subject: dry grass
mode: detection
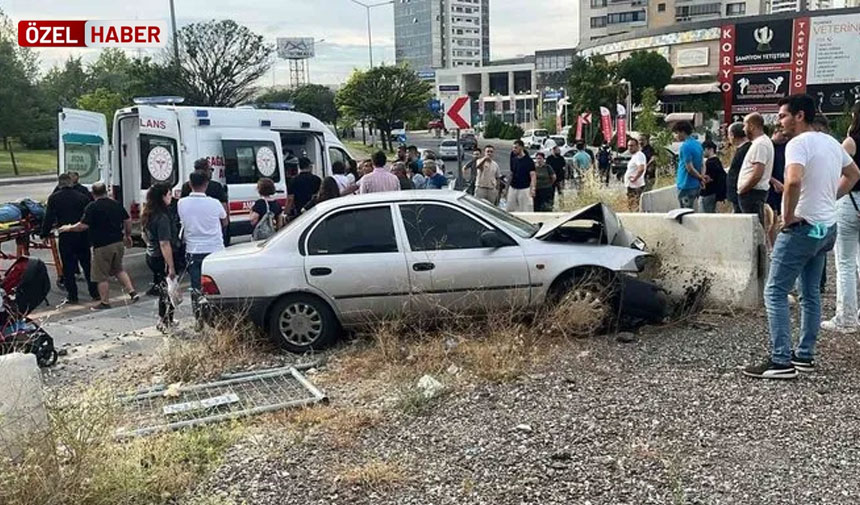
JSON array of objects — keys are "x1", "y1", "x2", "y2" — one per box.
[
  {"x1": 265, "y1": 404, "x2": 384, "y2": 448},
  {"x1": 337, "y1": 459, "x2": 409, "y2": 491},
  {"x1": 0, "y1": 386, "x2": 241, "y2": 505},
  {"x1": 559, "y1": 168, "x2": 628, "y2": 213},
  {"x1": 330, "y1": 280, "x2": 607, "y2": 394},
  {"x1": 159, "y1": 317, "x2": 274, "y2": 383}
]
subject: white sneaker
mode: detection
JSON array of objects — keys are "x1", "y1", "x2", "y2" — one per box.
[{"x1": 821, "y1": 318, "x2": 859, "y2": 334}]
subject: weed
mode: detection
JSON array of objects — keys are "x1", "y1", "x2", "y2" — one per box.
[
  {"x1": 559, "y1": 169, "x2": 628, "y2": 213},
  {"x1": 337, "y1": 459, "x2": 408, "y2": 491},
  {"x1": 159, "y1": 317, "x2": 273, "y2": 383},
  {"x1": 0, "y1": 386, "x2": 241, "y2": 505}
]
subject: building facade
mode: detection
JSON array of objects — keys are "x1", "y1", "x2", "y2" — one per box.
[
  {"x1": 580, "y1": 0, "x2": 767, "y2": 43},
  {"x1": 768, "y1": 0, "x2": 831, "y2": 13},
  {"x1": 394, "y1": 0, "x2": 490, "y2": 71}
]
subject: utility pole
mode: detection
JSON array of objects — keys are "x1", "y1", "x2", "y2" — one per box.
[
  {"x1": 348, "y1": 0, "x2": 393, "y2": 68},
  {"x1": 169, "y1": 0, "x2": 179, "y2": 64}
]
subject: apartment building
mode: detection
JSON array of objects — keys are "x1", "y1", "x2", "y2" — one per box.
[{"x1": 394, "y1": 0, "x2": 490, "y2": 71}]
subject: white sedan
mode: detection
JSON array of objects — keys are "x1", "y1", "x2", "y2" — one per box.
[{"x1": 200, "y1": 192, "x2": 652, "y2": 352}]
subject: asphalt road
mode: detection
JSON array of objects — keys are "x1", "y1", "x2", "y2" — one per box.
[{"x1": 408, "y1": 130, "x2": 513, "y2": 176}]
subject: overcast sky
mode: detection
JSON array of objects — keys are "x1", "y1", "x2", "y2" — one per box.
[{"x1": 4, "y1": 0, "x2": 578, "y2": 85}]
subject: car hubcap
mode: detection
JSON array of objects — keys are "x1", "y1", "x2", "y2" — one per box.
[{"x1": 279, "y1": 302, "x2": 323, "y2": 346}]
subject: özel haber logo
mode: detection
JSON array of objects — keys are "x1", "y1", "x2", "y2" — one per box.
[{"x1": 18, "y1": 20, "x2": 167, "y2": 48}]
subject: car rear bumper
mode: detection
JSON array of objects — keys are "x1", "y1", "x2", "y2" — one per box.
[{"x1": 201, "y1": 296, "x2": 272, "y2": 328}]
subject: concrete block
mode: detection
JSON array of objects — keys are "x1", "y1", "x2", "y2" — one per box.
[
  {"x1": 515, "y1": 211, "x2": 766, "y2": 309},
  {"x1": 0, "y1": 353, "x2": 49, "y2": 461},
  {"x1": 640, "y1": 185, "x2": 680, "y2": 213}
]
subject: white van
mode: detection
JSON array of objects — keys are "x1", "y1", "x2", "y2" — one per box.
[{"x1": 57, "y1": 101, "x2": 354, "y2": 237}]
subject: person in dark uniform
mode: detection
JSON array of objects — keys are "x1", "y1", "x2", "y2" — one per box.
[
  {"x1": 52, "y1": 171, "x2": 93, "y2": 201},
  {"x1": 41, "y1": 173, "x2": 99, "y2": 303}
]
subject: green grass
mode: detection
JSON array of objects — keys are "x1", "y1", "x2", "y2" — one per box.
[
  {"x1": 343, "y1": 140, "x2": 378, "y2": 161},
  {"x1": 0, "y1": 148, "x2": 57, "y2": 177}
]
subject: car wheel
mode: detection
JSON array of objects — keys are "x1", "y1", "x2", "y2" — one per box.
[
  {"x1": 268, "y1": 294, "x2": 339, "y2": 353},
  {"x1": 548, "y1": 268, "x2": 619, "y2": 331}
]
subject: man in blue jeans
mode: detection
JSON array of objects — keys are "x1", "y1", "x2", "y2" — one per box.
[
  {"x1": 744, "y1": 94, "x2": 860, "y2": 379},
  {"x1": 177, "y1": 171, "x2": 228, "y2": 327},
  {"x1": 673, "y1": 121, "x2": 705, "y2": 209}
]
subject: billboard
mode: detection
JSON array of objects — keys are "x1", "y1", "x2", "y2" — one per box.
[
  {"x1": 720, "y1": 12, "x2": 860, "y2": 122},
  {"x1": 277, "y1": 37, "x2": 315, "y2": 59}
]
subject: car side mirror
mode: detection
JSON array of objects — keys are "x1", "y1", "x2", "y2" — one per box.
[{"x1": 480, "y1": 230, "x2": 507, "y2": 248}]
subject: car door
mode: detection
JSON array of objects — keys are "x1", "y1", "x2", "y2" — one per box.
[
  {"x1": 303, "y1": 204, "x2": 412, "y2": 325},
  {"x1": 396, "y1": 202, "x2": 532, "y2": 314}
]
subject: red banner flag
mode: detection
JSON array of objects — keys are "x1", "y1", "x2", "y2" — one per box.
[
  {"x1": 616, "y1": 104, "x2": 627, "y2": 149},
  {"x1": 575, "y1": 115, "x2": 584, "y2": 141},
  {"x1": 599, "y1": 107, "x2": 612, "y2": 144}
]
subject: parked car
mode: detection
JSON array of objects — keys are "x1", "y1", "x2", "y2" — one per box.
[
  {"x1": 201, "y1": 193, "x2": 657, "y2": 352},
  {"x1": 539, "y1": 135, "x2": 570, "y2": 156},
  {"x1": 521, "y1": 129, "x2": 549, "y2": 150},
  {"x1": 460, "y1": 132, "x2": 478, "y2": 151},
  {"x1": 427, "y1": 119, "x2": 444, "y2": 131},
  {"x1": 438, "y1": 139, "x2": 462, "y2": 160}
]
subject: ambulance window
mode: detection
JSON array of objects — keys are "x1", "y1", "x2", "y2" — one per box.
[
  {"x1": 328, "y1": 147, "x2": 351, "y2": 169},
  {"x1": 64, "y1": 144, "x2": 101, "y2": 184},
  {"x1": 140, "y1": 135, "x2": 179, "y2": 189},
  {"x1": 223, "y1": 140, "x2": 281, "y2": 184}
]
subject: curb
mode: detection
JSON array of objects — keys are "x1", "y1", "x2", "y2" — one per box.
[{"x1": 0, "y1": 175, "x2": 55, "y2": 187}]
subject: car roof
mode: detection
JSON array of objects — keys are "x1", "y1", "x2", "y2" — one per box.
[{"x1": 311, "y1": 190, "x2": 465, "y2": 214}]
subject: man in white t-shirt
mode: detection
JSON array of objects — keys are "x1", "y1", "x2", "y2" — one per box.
[
  {"x1": 624, "y1": 138, "x2": 647, "y2": 211},
  {"x1": 744, "y1": 94, "x2": 860, "y2": 380},
  {"x1": 737, "y1": 113, "x2": 774, "y2": 222},
  {"x1": 178, "y1": 171, "x2": 229, "y2": 323}
]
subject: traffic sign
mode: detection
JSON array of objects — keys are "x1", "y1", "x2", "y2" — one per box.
[
  {"x1": 428, "y1": 99, "x2": 442, "y2": 113},
  {"x1": 443, "y1": 96, "x2": 471, "y2": 130}
]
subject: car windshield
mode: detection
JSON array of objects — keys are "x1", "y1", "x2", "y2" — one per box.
[
  {"x1": 441, "y1": 140, "x2": 458, "y2": 146},
  {"x1": 534, "y1": 130, "x2": 548, "y2": 137},
  {"x1": 459, "y1": 194, "x2": 539, "y2": 239}
]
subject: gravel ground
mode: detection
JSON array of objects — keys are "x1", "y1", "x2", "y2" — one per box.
[{"x1": 176, "y1": 260, "x2": 860, "y2": 505}]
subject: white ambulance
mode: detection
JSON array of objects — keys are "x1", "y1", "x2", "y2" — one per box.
[{"x1": 57, "y1": 97, "x2": 354, "y2": 237}]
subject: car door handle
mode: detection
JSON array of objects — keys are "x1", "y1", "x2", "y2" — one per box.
[
  {"x1": 412, "y1": 262, "x2": 435, "y2": 272},
  {"x1": 309, "y1": 267, "x2": 332, "y2": 276}
]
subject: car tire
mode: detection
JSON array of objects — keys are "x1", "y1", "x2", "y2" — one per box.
[
  {"x1": 548, "y1": 267, "x2": 620, "y2": 330},
  {"x1": 268, "y1": 294, "x2": 339, "y2": 353}
]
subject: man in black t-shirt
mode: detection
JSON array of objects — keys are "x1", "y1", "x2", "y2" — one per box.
[
  {"x1": 288, "y1": 157, "x2": 321, "y2": 217},
  {"x1": 506, "y1": 140, "x2": 536, "y2": 212},
  {"x1": 726, "y1": 122, "x2": 750, "y2": 213},
  {"x1": 52, "y1": 171, "x2": 93, "y2": 201},
  {"x1": 42, "y1": 173, "x2": 99, "y2": 303},
  {"x1": 59, "y1": 183, "x2": 139, "y2": 310},
  {"x1": 640, "y1": 135, "x2": 656, "y2": 191},
  {"x1": 547, "y1": 145, "x2": 567, "y2": 196}
]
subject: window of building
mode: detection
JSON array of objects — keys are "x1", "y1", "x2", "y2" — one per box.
[
  {"x1": 590, "y1": 16, "x2": 607, "y2": 28},
  {"x1": 726, "y1": 2, "x2": 746, "y2": 15},
  {"x1": 590, "y1": 0, "x2": 608, "y2": 7},
  {"x1": 607, "y1": 10, "x2": 646, "y2": 24},
  {"x1": 675, "y1": 2, "x2": 721, "y2": 19},
  {"x1": 658, "y1": 2, "x2": 666, "y2": 11}
]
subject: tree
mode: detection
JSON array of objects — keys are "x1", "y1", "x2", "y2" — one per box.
[
  {"x1": 40, "y1": 57, "x2": 89, "y2": 108},
  {"x1": 172, "y1": 20, "x2": 274, "y2": 106},
  {"x1": 86, "y1": 49, "x2": 134, "y2": 95},
  {"x1": 336, "y1": 65, "x2": 432, "y2": 151},
  {"x1": 636, "y1": 87, "x2": 660, "y2": 136},
  {"x1": 255, "y1": 85, "x2": 338, "y2": 126},
  {"x1": 565, "y1": 55, "x2": 618, "y2": 116},
  {"x1": 617, "y1": 51, "x2": 674, "y2": 104},
  {"x1": 77, "y1": 88, "x2": 125, "y2": 137},
  {"x1": 0, "y1": 39, "x2": 36, "y2": 174}
]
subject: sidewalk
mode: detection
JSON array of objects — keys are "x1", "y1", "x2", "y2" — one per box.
[{"x1": 0, "y1": 174, "x2": 55, "y2": 186}]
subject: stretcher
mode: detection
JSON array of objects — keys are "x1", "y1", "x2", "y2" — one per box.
[{"x1": 0, "y1": 217, "x2": 62, "y2": 281}]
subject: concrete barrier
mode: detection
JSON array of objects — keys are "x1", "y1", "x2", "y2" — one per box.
[
  {"x1": 516, "y1": 211, "x2": 767, "y2": 309},
  {"x1": 640, "y1": 185, "x2": 681, "y2": 213},
  {"x1": 0, "y1": 353, "x2": 49, "y2": 461}
]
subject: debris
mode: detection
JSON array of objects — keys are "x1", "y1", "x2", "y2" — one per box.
[
  {"x1": 446, "y1": 364, "x2": 461, "y2": 375},
  {"x1": 514, "y1": 423, "x2": 533, "y2": 433},
  {"x1": 417, "y1": 374, "x2": 444, "y2": 399},
  {"x1": 615, "y1": 332, "x2": 637, "y2": 344},
  {"x1": 116, "y1": 367, "x2": 326, "y2": 438}
]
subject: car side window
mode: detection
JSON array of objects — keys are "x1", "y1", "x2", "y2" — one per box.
[
  {"x1": 400, "y1": 204, "x2": 498, "y2": 251},
  {"x1": 307, "y1": 206, "x2": 398, "y2": 255}
]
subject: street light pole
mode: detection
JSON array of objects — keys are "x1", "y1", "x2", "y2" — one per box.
[
  {"x1": 348, "y1": 0, "x2": 393, "y2": 68},
  {"x1": 169, "y1": 0, "x2": 179, "y2": 64}
]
